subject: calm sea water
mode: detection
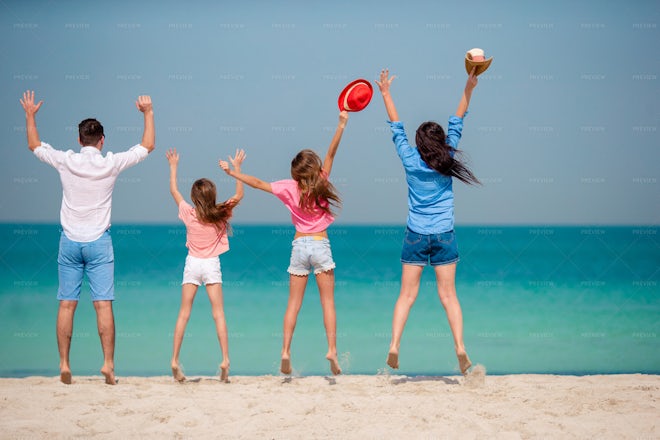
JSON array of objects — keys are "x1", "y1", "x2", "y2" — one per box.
[{"x1": 0, "y1": 224, "x2": 658, "y2": 377}]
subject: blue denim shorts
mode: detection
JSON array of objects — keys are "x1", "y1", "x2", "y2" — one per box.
[
  {"x1": 400, "y1": 228, "x2": 459, "y2": 266},
  {"x1": 288, "y1": 237, "x2": 336, "y2": 276},
  {"x1": 57, "y1": 231, "x2": 114, "y2": 301}
]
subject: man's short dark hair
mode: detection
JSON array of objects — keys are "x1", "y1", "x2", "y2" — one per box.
[{"x1": 78, "y1": 118, "x2": 104, "y2": 146}]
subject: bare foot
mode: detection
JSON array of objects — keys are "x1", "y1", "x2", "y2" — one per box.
[
  {"x1": 386, "y1": 351, "x2": 399, "y2": 369},
  {"x1": 280, "y1": 357, "x2": 292, "y2": 375},
  {"x1": 171, "y1": 364, "x2": 186, "y2": 383},
  {"x1": 458, "y1": 352, "x2": 472, "y2": 375},
  {"x1": 219, "y1": 362, "x2": 229, "y2": 383},
  {"x1": 60, "y1": 369, "x2": 72, "y2": 385},
  {"x1": 326, "y1": 353, "x2": 342, "y2": 375},
  {"x1": 101, "y1": 365, "x2": 117, "y2": 385}
]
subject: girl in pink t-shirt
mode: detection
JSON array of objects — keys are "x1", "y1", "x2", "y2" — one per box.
[
  {"x1": 221, "y1": 111, "x2": 349, "y2": 376},
  {"x1": 166, "y1": 148, "x2": 244, "y2": 383}
]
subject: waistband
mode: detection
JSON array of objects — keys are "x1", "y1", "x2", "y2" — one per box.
[{"x1": 292, "y1": 236, "x2": 330, "y2": 243}]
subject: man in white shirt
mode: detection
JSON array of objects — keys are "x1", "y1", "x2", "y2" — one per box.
[{"x1": 20, "y1": 90, "x2": 155, "y2": 385}]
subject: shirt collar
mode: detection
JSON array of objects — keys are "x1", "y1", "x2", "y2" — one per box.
[{"x1": 80, "y1": 146, "x2": 102, "y2": 154}]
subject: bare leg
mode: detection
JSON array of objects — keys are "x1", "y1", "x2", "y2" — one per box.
[
  {"x1": 93, "y1": 300, "x2": 116, "y2": 385},
  {"x1": 315, "y1": 270, "x2": 341, "y2": 375},
  {"x1": 281, "y1": 274, "x2": 308, "y2": 374},
  {"x1": 206, "y1": 283, "x2": 230, "y2": 382},
  {"x1": 434, "y1": 263, "x2": 471, "y2": 374},
  {"x1": 171, "y1": 283, "x2": 198, "y2": 382},
  {"x1": 387, "y1": 264, "x2": 424, "y2": 369},
  {"x1": 56, "y1": 300, "x2": 78, "y2": 384}
]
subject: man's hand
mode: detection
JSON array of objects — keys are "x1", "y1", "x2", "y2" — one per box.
[
  {"x1": 21, "y1": 90, "x2": 43, "y2": 150},
  {"x1": 137, "y1": 95, "x2": 155, "y2": 152},
  {"x1": 375, "y1": 69, "x2": 396, "y2": 95},
  {"x1": 135, "y1": 95, "x2": 153, "y2": 113},
  {"x1": 20, "y1": 90, "x2": 43, "y2": 116}
]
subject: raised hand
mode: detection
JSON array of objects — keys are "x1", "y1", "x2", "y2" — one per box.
[
  {"x1": 218, "y1": 159, "x2": 231, "y2": 174},
  {"x1": 220, "y1": 149, "x2": 246, "y2": 175},
  {"x1": 229, "y1": 149, "x2": 246, "y2": 171},
  {"x1": 339, "y1": 111, "x2": 349, "y2": 128},
  {"x1": 166, "y1": 148, "x2": 179, "y2": 167},
  {"x1": 376, "y1": 69, "x2": 400, "y2": 121},
  {"x1": 465, "y1": 67, "x2": 478, "y2": 92},
  {"x1": 20, "y1": 90, "x2": 43, "y2": 116},
  {"x1": 456, "y1": 68, "x2": 478, "y2": 118},
  {"x1": 135, "y1": 95, "x2": 153, "y2": 113},
  {"x1": 375, "y1": 69, "x2": 396, "y2": 94}
]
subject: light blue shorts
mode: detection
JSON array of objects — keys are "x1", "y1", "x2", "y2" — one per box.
[
  {"x1": 288, "y1": 237, "x2": 336, "y2": 276},
  {"x1": 57, "y1": 231, "x2": 114, "y2": 301}
]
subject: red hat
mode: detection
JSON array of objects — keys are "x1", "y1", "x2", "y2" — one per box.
[{"x1": 338, "y1": 79, "x2": 373, "y2": 112}]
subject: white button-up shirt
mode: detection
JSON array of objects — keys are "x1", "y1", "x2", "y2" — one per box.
[{"x1": 34, "y1": 142, "x2": 149, "y2": 242}]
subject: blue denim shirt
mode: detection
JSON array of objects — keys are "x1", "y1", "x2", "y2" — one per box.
[{"x1": 388, "y1": 115, "x2": 465, "y2": 234}]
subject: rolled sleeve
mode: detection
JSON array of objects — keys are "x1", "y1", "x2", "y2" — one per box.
[
  {"x1": 33, "y1": 142, "x2": 66, "y2": 168},
  {"x1": 388, "y1": 121, "x2": 415, "y2": 161},
  {"x1": 111, "y1": 144, "x2": 149, "y2": 172},
  {"x1": 446, "y1": 113, "x2": 466, "y2": 149}
]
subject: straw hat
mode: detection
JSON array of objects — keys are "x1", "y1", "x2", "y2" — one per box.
[
  {"x1": 338, "y1": 79, "x2": 373, "y2": 112},
  {"x1": 465, "y1": 48, "x2": 493, "y2": 76}
]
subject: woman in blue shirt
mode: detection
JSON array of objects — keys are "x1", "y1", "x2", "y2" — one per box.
[{"x1": 376, "y1": 68, "x2": 479, "y2": 375}]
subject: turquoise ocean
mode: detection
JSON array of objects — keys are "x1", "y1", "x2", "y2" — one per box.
[{"x1": 0, "y1": 224, "x2": 658, "y2": 377}]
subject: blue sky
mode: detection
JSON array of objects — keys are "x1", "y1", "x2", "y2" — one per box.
[{"x1": 2, "y1": 0, "x2": 658, "y2": 225}]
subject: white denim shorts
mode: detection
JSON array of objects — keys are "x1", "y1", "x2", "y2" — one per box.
[
  {"x1": 182, "y1": 255, "x2": 222, "y2": 285},
  {"x1": 287, "y1": 237, "x2": 336, "y2": 276}
]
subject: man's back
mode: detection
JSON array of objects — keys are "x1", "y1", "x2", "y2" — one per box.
[{"x1": 34, "y1": 143, "x2": 149, "y2": 242}]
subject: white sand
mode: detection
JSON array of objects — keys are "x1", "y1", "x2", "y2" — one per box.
[{"x1": 1, "y1": 373, "x2": 657, "y2": 439}]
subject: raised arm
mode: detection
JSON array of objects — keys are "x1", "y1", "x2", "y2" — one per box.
[
  {"x1": 224, "y1": 149, "x2": 246, "y2": 203},
  {"x1": 20, "y1": 90, "x2": 44, "y2": 151},
  {"x1": 322, "y1": 111, "x2": 349, "y2": 176},
  {"x1": 455, "y1": 68, "x2": 478, "y2": 118},
  {"x1": 219, "y1": 155, "x2": 272, "y2": 193},
  {"x1": 375, "y1": 69, "x2": 399, "y2": 122},
  {"x1": 136, "y1": 95, "x2": 155, "y2": 152},
  {"x1": 166, "y1": 148, "x2": 184, "y2": 206}
]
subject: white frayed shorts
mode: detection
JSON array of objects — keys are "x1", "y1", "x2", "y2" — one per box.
[
  {"x1": 182, "y1": 255, "x2": 222, "y2": 285},
  {"x1": 287, "y1": 237, "x2": 335, "y2": 276}
]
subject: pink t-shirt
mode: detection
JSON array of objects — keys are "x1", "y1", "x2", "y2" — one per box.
[
  {"x1": 270, "y1": 179, "x2": 335, "y2": 233},
  {"x1": 178, "y1": 200, "x2": 229, "y2": 258}
]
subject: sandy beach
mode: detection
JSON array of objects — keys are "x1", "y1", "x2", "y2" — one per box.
[{"x1": 0, "y1": 371, "x2": 657, "y2": 439}]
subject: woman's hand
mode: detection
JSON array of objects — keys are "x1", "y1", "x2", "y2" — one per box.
[{"x1": 375, "y1": 69, "x2": 396, "y2": 95}]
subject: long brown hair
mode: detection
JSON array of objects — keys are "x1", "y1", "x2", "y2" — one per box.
[
  {"x1": 290, "y1": 149, "x2": 341, "y2": 216},
  {"x1": 415, "y1": 121, "x2": 480, "y2": 185},
  {"x1": 190, "y1": 178, "x2": 237, "y2": 232}
]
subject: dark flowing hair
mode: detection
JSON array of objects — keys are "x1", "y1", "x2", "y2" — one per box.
[
  {"x1": 415, "y1": 121, "x2": 480, "y2": 185},
  {"x1": 190, "y1": 178, "x2": 237, "y2": 233},
  {"x1": 290, "y1": 149, "x2": 341, "y2": 216}
]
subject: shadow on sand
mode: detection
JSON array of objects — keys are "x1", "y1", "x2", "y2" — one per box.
[{"x1": 390, "y1": 375, "x2": 460, "y2": 385}]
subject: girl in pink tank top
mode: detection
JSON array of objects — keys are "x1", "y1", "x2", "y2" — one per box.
[{"x1": 221, "y1": 111, "x2": 349, "y2": 376}]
